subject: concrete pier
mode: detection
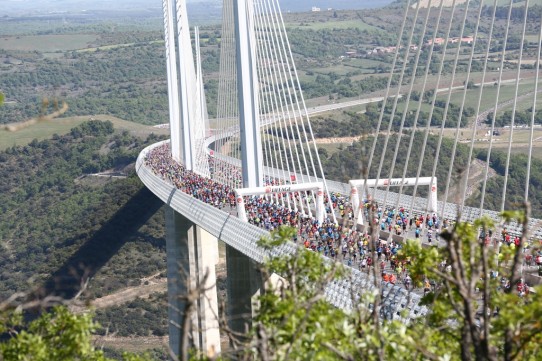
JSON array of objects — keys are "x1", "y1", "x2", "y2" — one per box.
[
  {"x1": 165, "y1": 205, "x2": 221, "y2": 357},
  {"x1": 226, "y1": 244, "x2": 263, "y2": 335}
]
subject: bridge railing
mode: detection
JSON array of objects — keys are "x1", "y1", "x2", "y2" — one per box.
[
  {"x1": 207, "y1": 150, "x2": 541, "y2": 239},
  {"x1": 137, "y1": 141, "x2": 426, "y2": 320}
]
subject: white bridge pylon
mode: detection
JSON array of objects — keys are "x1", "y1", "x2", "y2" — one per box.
[
  {"x1": 235, "y1": 182, "x2": 326, "y2": 225},
  {"x1": 350, "y1": 177, "x2": 437, "y2": 226}
]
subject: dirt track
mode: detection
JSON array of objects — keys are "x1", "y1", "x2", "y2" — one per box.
[
  {"x1": 70, "y1": 273, "x2": 167, "y2": 313},
  {"x1": 94, "y1": 335, "x2": 168, "y2": 354},
  {"x1": 414, "y1": 0, "x2": 468, "y2": 8}
]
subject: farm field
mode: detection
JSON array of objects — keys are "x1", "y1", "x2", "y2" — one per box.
[
  {"x1": 434, "y1": 126, "x2": 542, "y2": 160},
  {"x1": 315, "y1": 142, "x2": 352, "y2": 156},
  {"x1": 0, "y1": 34, "x2": 99, "y2": 52},
  {"x1": 287, "y1": 19, "x2": 382, "y2": 32},
  {"x1": 0, "y1": 115, "x2": 168, "y2": 150},
  {"x1": 76, "y1": 40, "x2": 164, "y2": 53},
  {"x1": 304, "y1": 58, "x2": 390, "y2": 77},
  {"x1": 474, "y1": 129, "x2": 542, "y2": 159},
  {"x1": 437, "y1": 79, "x2": 542, "y2": 112}
]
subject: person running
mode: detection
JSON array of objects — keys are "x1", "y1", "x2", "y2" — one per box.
[
  {"x1": 424, "y1": 279, "x2": 431, "y2": 295},
  {"x1": 404, "y1": 274, "x2": 412, "y2": 290}
]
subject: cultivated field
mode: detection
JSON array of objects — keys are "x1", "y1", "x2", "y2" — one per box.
[
  {"x1": 0, "y1": 115, "x2": 169, "y2": 150},
  {"x1": 288, "y1": 19, "x2": 381, "y2": 31},
  {"x1": 0, "y1": 34, "x2": 98, "y2": 52},
  {"x1": 415, "y1": 0, "x2": 468, "y2": 7},
  {"x1": 415, "y1": 0, "x2": 541, "y2": 7},
  {"x1": 76, "y1": 40, "x2": 163, "y2": 53}
]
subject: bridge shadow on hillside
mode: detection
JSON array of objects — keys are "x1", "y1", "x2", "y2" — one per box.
[{"x1": 37, "y1": 187, "x2": 163, "y2": 301}]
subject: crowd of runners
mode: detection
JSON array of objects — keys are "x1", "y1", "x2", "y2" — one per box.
[{"x1": 145, "y1": 143, "x2": 538, "y2": 294}]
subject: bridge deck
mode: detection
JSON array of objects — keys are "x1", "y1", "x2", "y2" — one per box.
[{"x1": 137, "y1": 141, "x2": 427, "y2": 321}]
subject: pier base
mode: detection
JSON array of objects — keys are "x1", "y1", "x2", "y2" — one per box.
[{"x1": 165, "y1": 206, "x2": 221, "y2": 357}]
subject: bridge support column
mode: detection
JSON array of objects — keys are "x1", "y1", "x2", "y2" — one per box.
[
  {"x1": 226, "y1": 245, "x2": 263, "y2": 334},
  {"x1": 165, "y1": 205, "x2": 221, "y2": 358}
]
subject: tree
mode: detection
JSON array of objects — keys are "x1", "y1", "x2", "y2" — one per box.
[
  {"x1": 423, "y1": 89, "x2": 435, "y2": 103},
  {"x1": 399, "y1": 205, "x2": 542, "y2": 360},
  {"x1": 465, "y1": 80, "x2": 477, "y2": 89},
  {"x1": 0, "y1": 306, "x2": 148, "y2": 361},
  {"x1": 237, "y1": 207, "x2": 542, "y2": 360}
]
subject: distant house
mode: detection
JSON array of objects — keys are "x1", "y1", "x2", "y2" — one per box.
[
  {"x1": 461, "y1": 36, "x2": 474, "y2": 44},
  {"x1": 345, "y1": 51, "x2": 358, "y2": 58},
  {"x1": 427, "y1": 36, "x2": 473, "y2": 46},
  {"x1": 426, "y1": 37, "x2": 445, "y2": 46},
  {"x1": 312, "y1": 7, "x2": 321, "y2": 12},
  {"x1": 367, "y1": 45, "x2": 401, "y2": 56},
  {"x1": 4, "y1": 57, "x2": 22, "y2": 65}
]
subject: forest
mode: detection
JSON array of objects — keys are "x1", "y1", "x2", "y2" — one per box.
[
  {"x1": 0, "y1": 42, "x2": 170, "y2": 125},
  {"x1": 0, "y1": 120, "x2": 172, "y2": 357},
  {"x1": 0, "y1": 120, "x2": 168, "y2": 313}
]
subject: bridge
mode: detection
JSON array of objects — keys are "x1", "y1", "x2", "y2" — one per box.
[{"x1": 137, "y1": 0, "x2": 542, "y2": 357}]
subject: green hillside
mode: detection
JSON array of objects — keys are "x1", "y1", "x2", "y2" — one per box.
[{"x1": 0, "y1": 119, "x2": 167, "y2": 311}]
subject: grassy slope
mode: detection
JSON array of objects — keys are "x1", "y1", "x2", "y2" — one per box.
[{"x1": 0, "y1": 114, "x2": 169, "y2": 151}]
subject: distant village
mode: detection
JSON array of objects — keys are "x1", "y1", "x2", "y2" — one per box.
[
  {"x1": 311, "y1": 7, "x2": 333, "y2": 12},
  {"x1": 308, "y1": 6, "x2": 475, "y2": 59},
  {"x1": 348, "y1": 36, "x2": 475, "y2": 58}
]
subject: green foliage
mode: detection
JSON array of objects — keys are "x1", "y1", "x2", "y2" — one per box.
[
  {"x1": 0, "y1": 306, "x2": 152, "y2": 361},
  {"x1": 245, "y1": 218, "x2": 542, "y2": 360},
  {"x1": 252, "y1": 227, "x2": 359, "y2": 360},
  {"x1": 1, "y1": 218, "x2": 540, "y2": 360},
  {"x1": 4, "y1": 307, "x2": 102, "y2": 360},
  {"x1": 0, "y1": 92, "x2": 4, "y2": 106},
  {"x1": 287, "y1": 25, "x2": 394, "y2": 60},
  {"x1": 321, "y1": 132, "x2": 470, "y2": 192},
  {"x1": 0, "y1": 120, "x2": 170, "y2": 357},
  {"x1": 248, "y1": 226, "x2": 413, "y2": 360},
  {"x1": 398, "y1": 212, "x2": 542, "y2": 360},
  {"x1": 488, "y1": 108, "x2": 542, "y2": 128},
  {"x1": 299, "y1": 73, "x2": 392, "y2": 99}
]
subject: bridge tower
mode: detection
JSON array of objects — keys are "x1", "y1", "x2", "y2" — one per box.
[
  {"x1": 234, "y1": 0, "x2": 264, "y2": 188},
  {"x1": 224, "y1": 0, "x2": 268, "y2": 337},
  {"x1": 161, "y1": 0, "x2": 273, "y2": 355},
  {"x1": 161, "y1": 0, "x2": 220, "y2": 357}
]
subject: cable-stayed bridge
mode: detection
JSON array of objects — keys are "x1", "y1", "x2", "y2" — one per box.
[{"x1": 137, "y1": 0, "x2": 542, "y2": 356}]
